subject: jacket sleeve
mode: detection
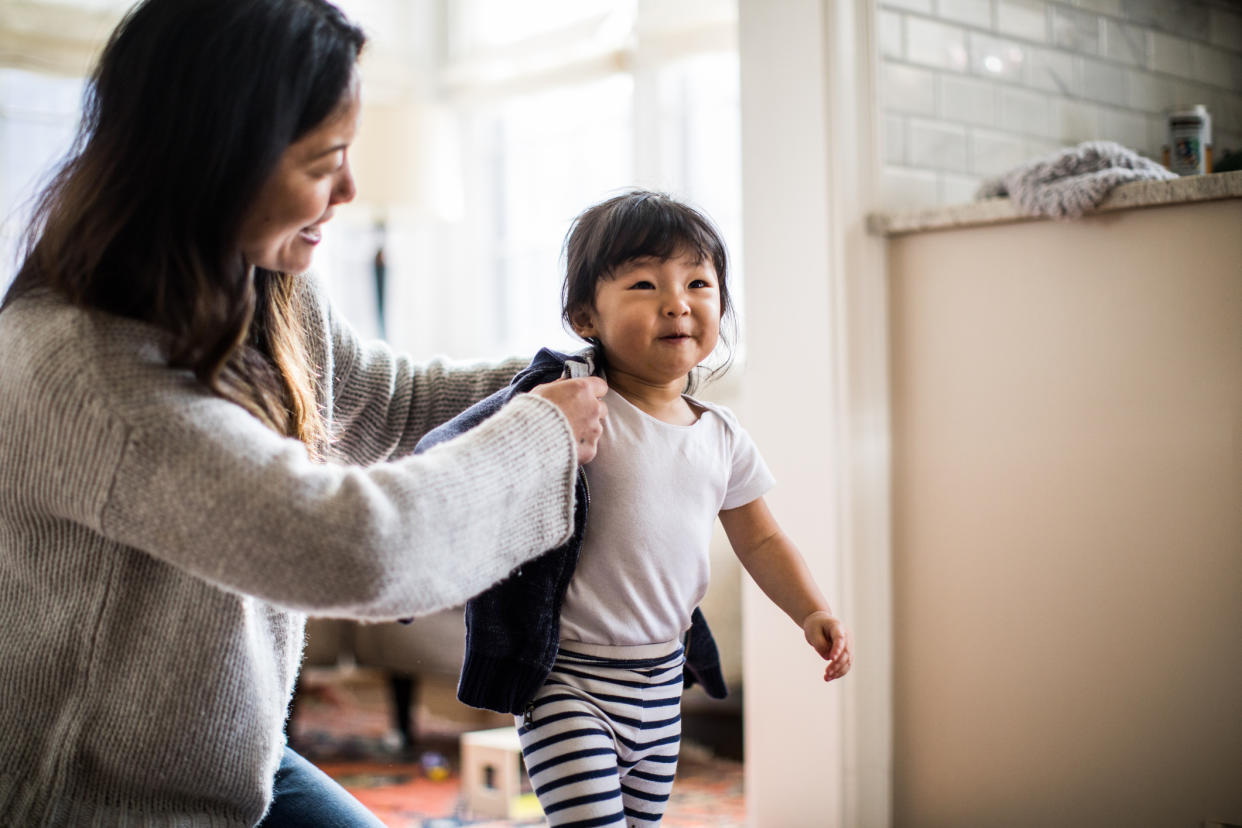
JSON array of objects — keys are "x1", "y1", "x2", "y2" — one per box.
[
  {"x1": 400, "y1": 349, "x2": 582, "y2": 713},
  {"x1": 683, "y1": 607, "x2": 728, "y2": 699}
]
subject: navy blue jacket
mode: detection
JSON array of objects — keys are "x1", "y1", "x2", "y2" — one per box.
[{"x1": 414, "y1": 348, "x2": 728, "y2": 715}]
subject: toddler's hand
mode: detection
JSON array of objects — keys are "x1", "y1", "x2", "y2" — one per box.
[
  {"x1": 530, "y1": 377, "x2": 608, "y2": 464},
  {"x1": 802, "y1": 610, "x2": 851, "y2": 682}
]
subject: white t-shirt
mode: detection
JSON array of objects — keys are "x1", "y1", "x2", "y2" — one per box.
[{"x1": 558, "y1": 388, "x2": 775, "y2": 646}]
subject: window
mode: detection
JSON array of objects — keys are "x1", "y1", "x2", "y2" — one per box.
[
  {"x1": 0, "y1": 68, "x2": 84, "y2": 289},
  {"x1": 0, "y1": 0, "x2": 744, "y2": 369},
  {"x1": 358, "y1": 0, "x2": 743, "y2": 363}
]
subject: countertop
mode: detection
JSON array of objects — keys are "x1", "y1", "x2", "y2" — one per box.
[{"x1": 866, "y1": 169, "x2": 1242, "y2": 237}]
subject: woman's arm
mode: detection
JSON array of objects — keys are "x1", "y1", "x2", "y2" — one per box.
[
  {"x1": 97, "y1": 381, "x2": 579, "y2": 622},
  {"x1": 6, "y1": 282, "x2": 598, "y2": 624},
  {"x1": 307, "y1": 279, "x2": 527, "y2": 464},
  {"x1": 719, "y1": 496, "x2": 853, "y2": 681}
]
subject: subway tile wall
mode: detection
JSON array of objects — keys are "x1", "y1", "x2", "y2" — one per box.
[{"x1": 878, "y1": 0, "x2": 1242, "y2": 207}]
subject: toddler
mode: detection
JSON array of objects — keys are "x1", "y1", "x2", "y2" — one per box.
[{"x1": 417, "y1": 190, "x2": 851, "y2": 827}]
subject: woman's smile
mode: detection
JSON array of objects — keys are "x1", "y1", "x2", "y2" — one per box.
[{"x1": 238, "y1": 75, "x2": 359, "y2": 273}]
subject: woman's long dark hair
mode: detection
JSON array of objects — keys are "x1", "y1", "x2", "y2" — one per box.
[{"x1": 2, "y1": 0, "x2": 366, "y2": 455}]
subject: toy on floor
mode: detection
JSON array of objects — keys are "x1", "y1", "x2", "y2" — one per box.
[{"x1": 419, "y1": 750, "x2": 450, "y2": 782}]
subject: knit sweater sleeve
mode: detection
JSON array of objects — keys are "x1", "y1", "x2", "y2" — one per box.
[
  {"x1": 308, "y1": 282, "x2": 526, "y2": 464},
  {"x1": 54, "y1": 282, "x2": 580, "y2": 621},
  {"x1": 97, "y1": 384, "x2": 578, "y2": 620}
]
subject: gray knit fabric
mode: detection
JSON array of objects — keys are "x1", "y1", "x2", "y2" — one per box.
[
  {"x1": 0, "y1": 277, "x2": 578, "y2": 826},
  {"x1": 976, "y1": 140, "x2": 1177, "y2": 219}
]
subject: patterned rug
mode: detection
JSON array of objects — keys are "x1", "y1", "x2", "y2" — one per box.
[{"x1": 288, "y1": 668, "x2": 745, "y2": 828}]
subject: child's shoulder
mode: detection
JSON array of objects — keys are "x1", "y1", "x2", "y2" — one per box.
[{"x1": 684, "y1": 394, "x2": 745, "y2": 434}]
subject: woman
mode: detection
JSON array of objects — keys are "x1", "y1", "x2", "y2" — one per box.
[{"x1": 0, "y1": 0, "x2": 606, "y2": 825}]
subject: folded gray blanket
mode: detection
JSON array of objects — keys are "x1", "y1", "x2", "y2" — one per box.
[{"x1": 976, "y1": 140, "x2": 1177, "y2": 219}]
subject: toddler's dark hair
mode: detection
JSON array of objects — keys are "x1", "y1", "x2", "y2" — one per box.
[{"x1": 561, "y1": 189, "x2": 735, "y2": 388}]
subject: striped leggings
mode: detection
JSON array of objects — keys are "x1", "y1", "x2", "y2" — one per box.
[{"x1": 515, "y1": 641, "x2": 685, "y2": 828}]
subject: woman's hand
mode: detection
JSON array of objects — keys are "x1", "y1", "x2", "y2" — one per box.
[
  {"x1": 803, "y1": 610, "x2": 852, "y2": 682},
  {"x1": 530, "y1": 377, "x2": 608, "y2": 464}
]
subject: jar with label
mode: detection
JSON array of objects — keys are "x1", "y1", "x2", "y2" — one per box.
[{"x1": 1162, "y1": 105, "x2": 1212, "y2": 176}]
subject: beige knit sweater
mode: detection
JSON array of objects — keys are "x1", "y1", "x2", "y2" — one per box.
[{"x1": 0, "y1": 279, "x2": 578, "y2": 826}]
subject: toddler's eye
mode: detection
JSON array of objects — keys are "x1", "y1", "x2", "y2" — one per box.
[
  {"x1": 690, "y1": 279, "x2": 710, "y2": 288},
  {"x1": 629, "y1": 280, "x2": 656, "y2": 290}
]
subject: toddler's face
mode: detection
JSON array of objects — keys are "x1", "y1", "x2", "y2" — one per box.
[{"x1": 572, "y1": 249, "x2": 721, "y2": 390}]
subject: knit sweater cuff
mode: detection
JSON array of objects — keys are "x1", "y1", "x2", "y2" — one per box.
[{"x1": 501, "y1": 393, "x2": 579, "y2": 550}]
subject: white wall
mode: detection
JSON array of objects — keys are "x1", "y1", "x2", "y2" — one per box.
[
  {"x1": 738, "y1": 0, "x2": 891, "y2": 825},
  {"x1": 738, "y1": 0, "x2": 845, "y2": 822},
  {"x1": 878, "y1": 0, "x2": 1242, "y2": 208}
]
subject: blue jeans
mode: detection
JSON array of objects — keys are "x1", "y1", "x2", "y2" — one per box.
[{"x1": 259, "y1": 747, "x2": 387, "y2": 828}]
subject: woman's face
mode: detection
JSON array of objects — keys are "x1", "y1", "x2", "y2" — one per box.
[{"x1": 239, "y1": 75, "x2": 361, "y2": 273}]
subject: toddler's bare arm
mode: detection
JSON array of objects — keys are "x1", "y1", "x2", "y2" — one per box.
[{"x1": 720, "y1": 497, "x2": 852, "y2": 682}]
